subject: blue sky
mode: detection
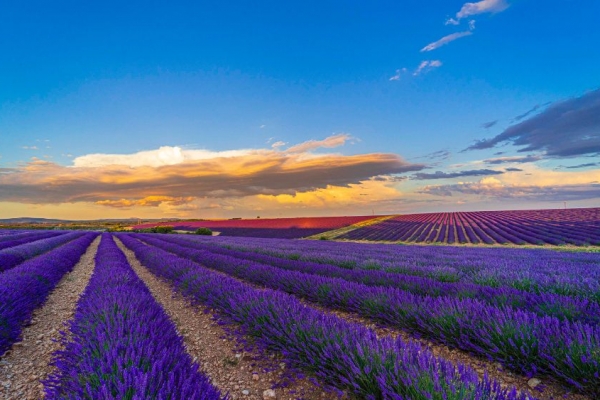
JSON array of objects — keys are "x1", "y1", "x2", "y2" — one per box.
[{"x1": 1, "y1": 0, "x2": 599, "y2": 219}]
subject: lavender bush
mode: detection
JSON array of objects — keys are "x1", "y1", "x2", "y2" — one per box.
[
  {"x1": 153, "y1": 234, "x2": 600, "y2": 325},
  {"x1": 119, "y1": 234, "x2": 533, "y2": 400},
  {"x1": 0, "y1": 231, "x2": 86, "y2": 273},
  {"x1": 0, "y1": 233, "x2": 97, "y2": 355},
  {"x1": 138, "y1": 234, "x2": 600, "y2": 395},
  {"x1": 45, "y1": 234, "x2": 224, "y2": 400},
  {"x1": 180, "y1": 235, "x2": 600, "y2": 302},
  {"x1": 0, "y1": 230, "x2": 65, "y2": 251}
]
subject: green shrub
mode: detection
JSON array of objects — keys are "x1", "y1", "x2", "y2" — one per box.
[
  {"x1": 194, "y1": 227, "x2": 213, "y2": 235},
  {"x1": 153, "y1": 226, "x2": 174, "y2": 234}
]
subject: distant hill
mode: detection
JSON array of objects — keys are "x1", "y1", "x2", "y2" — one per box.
[
  {"x1": 0, "y1": 217, "x2": 180, "y2": 224},
  {"x1": 0, "y1": 217, "x2": 69, "y2": 224}
]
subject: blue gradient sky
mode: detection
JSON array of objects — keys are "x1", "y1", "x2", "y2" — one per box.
[{"x1": 1, "y1": 1, "x2": 599, "y2": 219}]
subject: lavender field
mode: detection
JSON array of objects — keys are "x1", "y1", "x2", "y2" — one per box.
[
  {"x1": 338, "y1": 208, "x2": 600, "y2": 246},
  {"x1": 1, "y1": 230, "x2": 599, "y2": 399}
]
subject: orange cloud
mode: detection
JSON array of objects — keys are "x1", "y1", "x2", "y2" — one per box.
[
  {"x1": 95, "y1": 196, "x2": 195, "y2": 208},
  {"x1": 0, "y1": 136, "x2": 425, "y2": 210}
]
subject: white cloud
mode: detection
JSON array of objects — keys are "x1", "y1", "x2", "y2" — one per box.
[
  {"x1": 72, "y1": 134, "x2": 356, "y2": 169},
  {"x1": 73, "y1": 146, "x2": 255, "y2": 168},
  {"x1": 456, "y1": 0, "x2": 509, "y2": 20},
  {"x1": 389, "y1": 68, "x2": 408, "y2": 81},
  {"x1": 390, "y1": 68, "x2": 408, "y2": 81},
  {"x1": 413, "y1": 60, "x2": 443, "y2": 76},
  {"x1": 421, "y1": 31, "x2": 472, "y2": 52},
  {"x1": 22, "y1": 146, "x2": 39, "y2": 150}
]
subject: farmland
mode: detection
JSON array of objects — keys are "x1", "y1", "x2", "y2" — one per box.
[
  {"x1": 338, "y1": 208, "x2": 600, "y2": 246},
  {"x1": 1, "y1": 228, "x2": 599, "y2": 399},
  {"x1": 135, "y1": 215, "x2": 383, "y2": 239},
  {"x1": 134, "y1": 208, "x2": 600, "y2": 247}
]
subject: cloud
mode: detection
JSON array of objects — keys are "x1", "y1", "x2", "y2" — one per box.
[
  {"x1": 257, "y1": 179, "x2": 403, "y2": 208},
  {"x1": 391, "y1": 62, "x2": 442, "y2": 80},
  {"x1": 284, "y1": 133, "x2": 351, "y2": 153},
  {"x1": 73, "y1": 146, "x2": 253, "y2": 168},
  {"x1": 421, "y1": 150, "x2": 451, "y2": 161},
  {"x1": 512, "y1": 102, "x2": 553, "y2": 122},
  {"x1": 421, "y1": 31, "x2": 472, "y2": 52},
  {"x1": 420, "y1": 179, "x2": 600, "y2": 202},
  {"x1": 412, "y1": 169, "x2": 504, "y2": 180},
  {"x1": 96, "y1": 196, "x2": 195, "y2": 209},
  {"x1": 370, "y1": 175, "x2": 409, "y2": 183},
  {"x1": 389, "y1": 68, "x2": 408, "y2": 81},
  {"x1": 465, "y1": 88, "x2": 600, "y2": 157},
  {"x1": 22, "y1": 146, "x2": 39, "y2": 150},
  {"x1": 0, "y1": 168, "x2": 16, "y2": 175},
  {"x1": 455, "y1": 0, "x2": 509, "y2": 20},
  {"x1": 563, "y1": 162, "x2": 600, "y2": 169},
  {"x1": 413, "y1": 60, "x2": 443, "y2": 75},
  {"x1": 505, "y1": 167, "x2": 523, "y2": 172},
  {"x1": 0, "y1": 137, "x2": 425, "y2": 208},
  {"x1": 482, "y1": 120, "x2": 498, "y2": 129},
  {"x1": 483, "y1": 155, "x2": 542, "y2": 164},
  {"x1": 271, "y1": 141, "x2": 286, "y2": 149}
]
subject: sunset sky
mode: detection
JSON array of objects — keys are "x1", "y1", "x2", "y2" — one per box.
[{"x1": 1, "y1": 0, "x2": 599, "y2": 219}]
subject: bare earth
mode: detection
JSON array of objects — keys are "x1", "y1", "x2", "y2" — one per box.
[{"x1": 0, "y1": 236, "x2": 100, "y2": 400}]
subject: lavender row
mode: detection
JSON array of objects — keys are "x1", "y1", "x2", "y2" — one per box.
[
  {"x1": 0, "y1": 231, "x2": 87, "y2": 273},
  {"x1": 139, "y1": 234, "x2": 600, "y2": 395},
  {"x1": 0, "y1": 230, "x2": 65, "y2": 252},
  {"x1": 187, "y1": 235, "x2": 600, "y2": 301},
  {"x1": 45, "y1": 234, "x2": 224, "y2": 399},
  {"x1": 0, "y1": 230, "x2": 55, "y2": 244},
  {"x1": 0, "y1": 233, "x2": 97, "y2": 356},
  {"x1": 156, "y1": 234, "x2": 600, "y2": 325},
  {"x1": 119, "y1": 234, "x2": 531, "y2": 400}
]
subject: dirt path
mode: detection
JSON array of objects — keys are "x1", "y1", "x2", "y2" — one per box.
[
  {"x1": 0, "y1": 236, "x2": 100, "y2": 400},
  {"x1": 115, "y1": 238, "x2": 337, "y2": 400}
]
